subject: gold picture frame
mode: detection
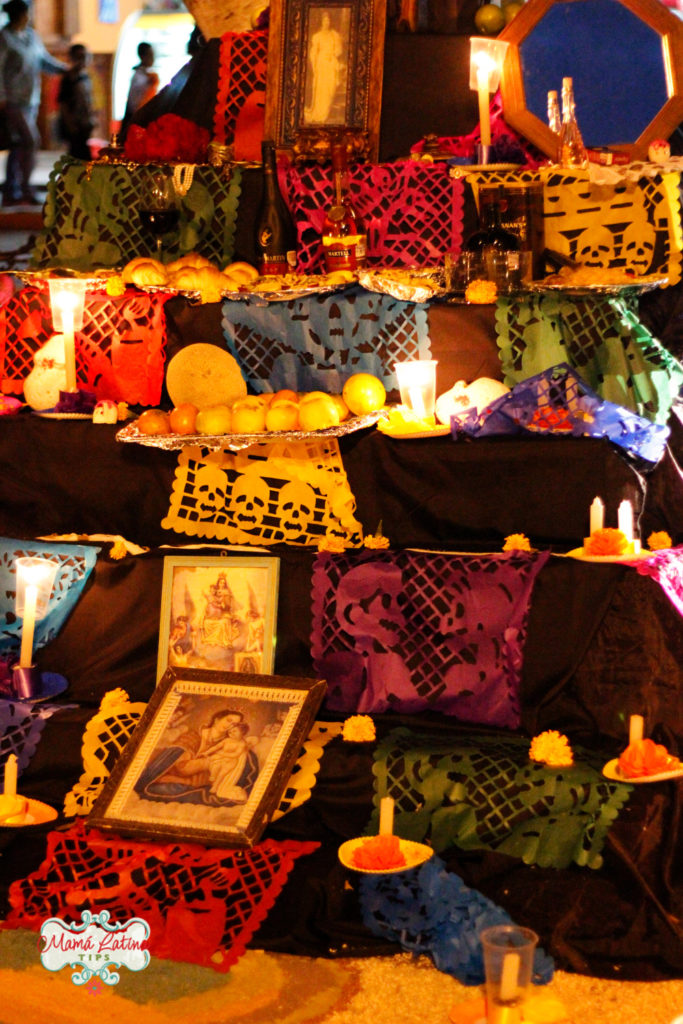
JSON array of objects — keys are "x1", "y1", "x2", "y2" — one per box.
[
  {"x1": 156, "y1": 554, "x2": 280, "y2": 681},
  {"x1": 88, "y1": 667, "x2": 326, "y2": 848},
  {"x1": 500, "y1": 0, "x2": 683, "y2": 161},
  {"x1": 264, "y1": 0, "x2": 387, "y2": 162}
]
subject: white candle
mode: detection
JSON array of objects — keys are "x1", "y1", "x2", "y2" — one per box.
[
  {"x1": 408, "y1": 386, "x2": 428, "y2": 419},
  {"x1": 19, "y1": 582, "x2": 38, "y2": 668},
  {"x1": 499, "y1": 951, "x2": 520, "y2": 1002},
  {"x1": 629, "y1": 715, "x2": 644, "y2": 744},
  {"x1": 477, "y1": 65, "x2": 492, "y2": 149},
  {"x1": 618, "y1": 500, "x2": 633, "y2": 542},
  {"x1": 62, "y1": 304, "x2": 77, "y2": 393},
  {"x1": 589, "y1": 496, "x2": 604, "y2": 535},
  {"x1": 379, "y1": 796, "x2": 394, "y2": 836},
  {"x1": 3, "y1": 753, "x2": 18, "y2": 797}
]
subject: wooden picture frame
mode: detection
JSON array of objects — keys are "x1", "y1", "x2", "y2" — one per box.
[
  {"x1": 264, "y1": 0, "x2": 387, "y2": 162},
  {"x1": 156, "y1": 555, "x2": 280, "y2": 682},
  {"x1": 500, "y1": 0, "x2": 683, "y2": 162},
  {"x1": 88, "y1": 667, "x2": 326, "y2": 848}
]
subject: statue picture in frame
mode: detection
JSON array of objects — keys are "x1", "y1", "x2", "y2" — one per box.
[
  {"x1": 264, "y1": 0, "x2": 387, "y2": 161},
  {"x1": 500, "y1": 0, "x2": 683, "y2": 161}
]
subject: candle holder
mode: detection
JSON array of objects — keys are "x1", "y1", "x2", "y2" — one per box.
[
  {"x1": 469, "y1": 37, "x2": 510, "y2": 162},
  {"x1": 393, "y1": 360, "x2": 438, "y2": 420},
  {"x1": 11, "y1": 557, "x2": 66, "y2": 702},
  {"x1": 48, "y1": 278, "x2": 87, "y2": 396}
]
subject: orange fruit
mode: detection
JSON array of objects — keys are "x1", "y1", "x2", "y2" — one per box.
[
  {"x1": 331, "y1": 394, "x2": 350, "y2": 422},
  {"x1": 474, "y1": 2, "x2": 505, "y2": 34},
  {"x1": 503, "y1": 0, "x2": 523, "y2": 22},
  {"x1": 195, "y1": 404, "x2": 233, "y2": 435},
  {"x1": 266, "y1": 399, "x2": 300, "y2": 431},
  {"x1": 136, "y1": 409, "x2": 171, "y2": 435},
  {"x1": 271, "y1": 388, "x2": 299, "y2": 404},
  {"x1": 169, "y1": 402, "x2": 198, "y2": 435},
  {"x1": 298, "y1": 393, "x2": 341, "y2": 431},
  {"x1": 231, "y1": 397, "x2": 267, "y2": 433},
  {"x1": 342, "y1": 373, "x2": 386, "y2": 416}
]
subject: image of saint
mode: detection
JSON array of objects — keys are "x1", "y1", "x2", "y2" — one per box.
[
  {"x1": 304, "y1": 11, "x2": 346, "y2": 125},
  {"x1": 201, "y1": 572, "x2": 242, "y2": 649}
]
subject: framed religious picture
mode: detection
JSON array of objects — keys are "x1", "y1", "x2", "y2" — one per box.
[
  {"x1": 88, "y1": 667, "x2": 326, "y2": 848},
  {"x1": 156, "y1": 555, "x2": 280, "y2": 682},
  {"x1": 264, "y1": 0, "x2": 387, "y2": 161}
]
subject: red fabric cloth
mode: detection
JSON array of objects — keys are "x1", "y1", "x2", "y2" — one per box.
[{"x1": 3, "y1": 819, "x2": 318, "y2": 971}]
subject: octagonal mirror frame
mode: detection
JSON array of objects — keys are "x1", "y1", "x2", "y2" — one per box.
[{"x1": 499, "y1": 0, "x2": 683, "y2": 161}]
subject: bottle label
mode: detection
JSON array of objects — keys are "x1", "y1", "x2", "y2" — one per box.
[
  {"x1": 322, "y1": 234, "x2": 366, "y2": 271},
  {"x1": 259, "y1": 253, "x2": 292, "y2": 275}
]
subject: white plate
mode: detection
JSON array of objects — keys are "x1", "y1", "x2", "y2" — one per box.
[
  {"x1": 602, "y1": 758, "x2": 683, "y2": 783},
  {"x1": 378, "y1": 423, "x2": 451, "y2": 440},
  {"x1": 564, "y1": 547, "x2": 652, "y2": 563},
  {"x1": 338, "y1": 836, "x2": 433, "y2": 874},
  {"x1": 528, "y1": 276, "x2": 667, "y2": 297},
  {"x1": 32, "y1": 411, "x2": 93, "y2": 420}
]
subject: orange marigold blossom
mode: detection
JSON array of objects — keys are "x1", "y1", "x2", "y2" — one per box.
[
  {"x1": 351, "y1": 834, "x2": 406, "y2": 870},
  {"x1": 503, "y1": 533, "x2": 532, "y2": 552},
  {"x1": 647, "y1": 531, "x2": 672, "y2": 551},
  {"x1": 342, "y1": 715, "x2": 376, "y2": 742},
  {"x1": 618, "y1": 738, "x2": 678, "y2": 778},
  {"x1": 529, "y1": 730, "x2": 574, "y2": 767},
  {"x1": 317, "y1": 534, "x2": 346, "y2": 553},
  {"x1": 584, "y1": 527, "x2": 630, "y2": 557},
  {"x1": 465, "y1": 278, "x2": 497, "y2": 304}
]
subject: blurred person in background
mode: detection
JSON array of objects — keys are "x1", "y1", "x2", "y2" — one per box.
[
  {"x1": 119, "y1": 41, "x2": 159, "y2": 143},
  {"x1": 57, "y1": 43, "x2": 95, "y2": 161},
  {"x1": 0, "y1": 0, "x2": 66, "y2": 205}
]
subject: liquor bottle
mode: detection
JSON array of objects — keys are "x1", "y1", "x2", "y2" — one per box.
[
  {"x1": 254, "y1": 140, "x2": 297, "y2": 275},
  {"x1": 557, "y1": 76, "x2": 588, "y2": 169},
  {"x1": 321, "y1": 143, "x2": 367, "y2": 272},
  {"x1": 463, "y1": 188, "x2": 520, "y2": 257},
  {"x1": 547, "y1": 90, "x2": 561, "y2": 135}
]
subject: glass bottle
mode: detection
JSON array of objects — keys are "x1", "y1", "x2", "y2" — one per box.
[
  {"x1": 321, "y1": 143, "x2": 367, "y2": 272},
  {"x1": 463, "y1": 188, "x2": 520, "y2": 257},
  {"x1": 254, "y1": 140, "x2": 297, "y2": 276},
  {"x1": 557, "y1": 76, "x2": 588, "y2": 169},
  {"x1": 547, "y1": 90, "x2": 561, "y2": 135}
]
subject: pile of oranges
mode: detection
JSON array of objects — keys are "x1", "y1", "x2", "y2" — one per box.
[{"x1": 135, "y1": 373, "x2": 387, "y2": 437}]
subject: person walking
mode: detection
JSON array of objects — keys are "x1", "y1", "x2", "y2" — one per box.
[
  {"x1": 0, "y1": 0, "x2": 67, "y2": 205},
  {"x1": 119, "y1": 42, "x2": 159, "y2": 143},
  {"x1": 57, "y1": 43, "x2": 95, "y2": 161}
]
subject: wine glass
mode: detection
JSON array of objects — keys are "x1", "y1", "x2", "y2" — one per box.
[{"x1": 138, "y1": 172, "x2": 179, "y2": 260}]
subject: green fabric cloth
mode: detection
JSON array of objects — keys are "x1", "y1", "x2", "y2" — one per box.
[
  {"x1": 30, "y1": 156, "x2": 243, "y2": 271},
  {"x1": 494, "y1": 291, "x2": 683, "y2": 425},
  {"x1": 372, "y1": 728, "x2": 632, "y2": 870}
]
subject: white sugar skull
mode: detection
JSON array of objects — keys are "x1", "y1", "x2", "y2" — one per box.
[
  {"x1": 195, "y1": 463, "x2": 228, "y2": 519},
  {"x1": 92, "y1": 400, "x2": 118, "y2": 424},
  {"x1": 621, "y1": 221, "x2": 655, "y2": 275},
  {"x1": 23, "y1": 335, "x2": 68, "y2": 411},
  {"x1": 277, "y1": 480, "x2": 316, "y2": 541},
  {"x1": 231, "y1": 474, "x2": 269, "y2": 530}
]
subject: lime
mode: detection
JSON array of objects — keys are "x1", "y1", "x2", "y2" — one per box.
[
  {"x1": 503, "y1": 0, "x2": 524, "y2": 22},
  {"x1": 474, "y1": 3, "x2": 505, "y2": 34}
]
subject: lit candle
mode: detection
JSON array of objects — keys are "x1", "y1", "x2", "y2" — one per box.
[
  {"x1": 476, "y1": 64, "x2": 492, "y2": 149},
  {"x1": 499, "y1": 951, "x2": 520, "y2": 1002},
  {"x1": 629, "y1": 715, "x2": 644, "y2": 744},
  {"x1": 589, "y1": 496, "x2": 604, "y2": 535},
  {"x1": 379, "y1": 795, "x2": 394, "y2": 836},
  {"x1": 3, "y1": 753, "x2": 18, "y2": 798},
  {"x1": 61, "y1": 302, "x2": 77, "y2": 393},
  {"x1": 19, "y1": 580, "x2": 38, "y2": 668},
  {"x1": 618, "y1": 499, "x2": 633, "y2": 542},
  {"x1": 408, "y1": 386, "x2": 428, "y2": 419}
]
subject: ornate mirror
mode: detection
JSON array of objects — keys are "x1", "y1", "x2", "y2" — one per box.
[{"x1": 500, "y1": 0, "x2": 683, "y2": 161}]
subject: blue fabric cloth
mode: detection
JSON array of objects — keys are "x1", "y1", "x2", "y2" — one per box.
[
  {"x1": 359, "y1": 855, "x2": 555, "y2": 987},
  {"x1": 221, "y1": 285, "x2": 432, "y2": 396},
  {"x1": 0, "y1": 538, "x2": 99, "y2": 661}
]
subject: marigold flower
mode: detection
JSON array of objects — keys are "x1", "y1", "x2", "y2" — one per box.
[
  {"x1": 529, "y1": 730, "x2": 574, "y2": 767},
  {"x1": 109, "y1": 539, "x2": 128, "y2": 560},
  {"x1": 317, "y1": 534, "x2": 346, "y2": 553},
  {"x1": 364, "y1": 532, "x2": 390, "y2": 549},
  {"x1": 465, "y1": 278, "x2": 497, "y2": 304},
  {"x1": 106, "y1": 275, "x2": 125, "y2": 297},
  {"x1": 342, "y1": 715, "x2": 376, "y2": 742},
  {"x1": 503, "y1": 533, "x2": 532, "y2": 552},
  {"x1": 351, "y1": 834, "x2": 406, "y2": 870},
  {"x1": 618, "y1": 738, "x2": 678, "y2": 778},
  {"x1": 584, "y1": 527, "x2": 630, "y2": 557},
  {"x1": 647, "y1": 531, "x2": 672, "y2": 551}
]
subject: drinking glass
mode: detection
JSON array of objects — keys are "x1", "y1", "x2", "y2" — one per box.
[
  {"x1": 480, "y1": 924, "x2": 538, "y2": 1024},
  {"x1": 138, "y1": 171, "x2": 179, "y2": 259}
]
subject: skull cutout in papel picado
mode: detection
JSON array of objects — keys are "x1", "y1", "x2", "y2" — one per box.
[
  {"x1": 575, "y1": 223, "x2": 614, "y2": 269},
  {"x1": 195, "y1": 463, "x2": 229, "y2": 519},
  {"x1": 337, "y1": 563, "x2": 405, "y2": 654},
  {"x1": 277, "y1": 480, "x2": 316, "y2": 542},
  {"x1": 622, "y1": 221, "x2": 655, "y2": 275},
  {"x1": 231, "y1": 475, "x2": 270, "y2": 531}
]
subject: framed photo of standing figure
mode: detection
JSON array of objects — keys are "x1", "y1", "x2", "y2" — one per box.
[
  {"x1": 156, "y1": 555, "x2": 280, "y2": 682},
  {"x1": 265, "y1": 0, "x2": 387, "y2": 161},
  {"x1": 88, "y1": 667, "x2": 326, "y2": 848}
]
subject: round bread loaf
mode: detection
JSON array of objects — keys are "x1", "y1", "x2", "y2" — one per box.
[{"x1": 166, "y1": 343, "x2": 247, "y2": 409}]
